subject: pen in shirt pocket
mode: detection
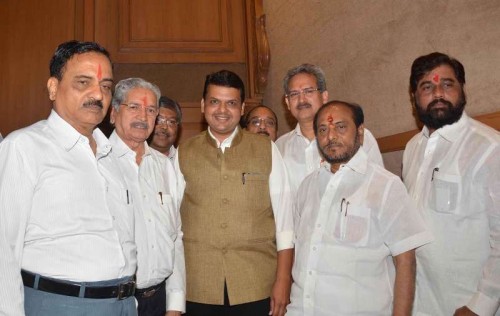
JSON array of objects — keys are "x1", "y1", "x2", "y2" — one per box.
[
  {"x1": 126, "y1": 189, "x2": 130, "y2": 204},
  {"x1": 158, "y1": 192, "x2": 163, "y2": 205}
]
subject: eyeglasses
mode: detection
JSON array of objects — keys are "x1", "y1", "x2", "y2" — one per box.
[
  {"x1": 286, "y1": 88, "x2": 321, "y2": 101},
  {"x1": 156, "y1": 116, "x2": 179, "y2": 127},
  {"x1": 121, "y1": 103, "x2": 159, "y2": 117},
  {"x1": 249, "y1": 117, "x2": 276, "y2": 128}
]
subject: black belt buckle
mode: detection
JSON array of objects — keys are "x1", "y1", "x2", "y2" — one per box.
[{"x1": 118, "y1": 281, "x2": 136, "y2": 300}]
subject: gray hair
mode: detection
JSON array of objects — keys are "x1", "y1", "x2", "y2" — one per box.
[
  {"x1": 111, "y1": 78, "x2": 161, "y2": 110},
  {"x1": 159, "y1": 96, "x2": 182, "y2": 123},
  {"x1": 282, "y1": 63, "x2": 327, "y2": 94}
]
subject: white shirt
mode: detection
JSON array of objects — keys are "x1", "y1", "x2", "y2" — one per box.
[
  {"x1": 276, "y1": 125, "x2": 384, "y2": 193},
  {"x1": 403, "y1": 113, "x2": 500, "y2": 316},
  {"x1": 174, "y1": 127, "x2": 294, "y2": 251},
  {"x1": 110, "y1": 131, "x2": 186, "y2": 312},
  {"x1": 288, "y1": 149, "x2": 432, "y2": 316},
  {"x1": 0, "y1": 110, "x2": 136, "y2": 315}
]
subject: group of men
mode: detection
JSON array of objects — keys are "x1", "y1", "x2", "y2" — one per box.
[{"x1": 0, "y1": 39, "x2": 498, "y2": 316}]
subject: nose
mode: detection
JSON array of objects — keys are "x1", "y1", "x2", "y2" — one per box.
[
  {"x1": 432, "y1": 84, "x2": 444, "y2": 98},
  {"x1": 137, "y1": 106, "x2": 148, "y2": 121},
  {"x1": 327, "y1": 127, "x2": 338, "y2": 141},
  {"x1": 89, "y1": 82, "x2": 104, "y2": 101}
]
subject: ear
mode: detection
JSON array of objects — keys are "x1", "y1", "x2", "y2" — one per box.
[
  {"x1": 110, "y1": 107, "x2": 117, "y2": 125},
  {"x1": 240, "y1": 102, "x2": 246, "y2": 117},
  {"x1": 321, "y1": 90, "x2": 329, "y2": 104},
  {"x1": 285, "y1": 96, "x2": 291, "y2": 111},
  {"x1": 358, "y1": 123, "x2": 365, "y2": 145},
  {"x1": 200, "y1": 98, "x2": 205, "y2": 114},
  {"x1": 47, "y1": 77, "x2": 58, "y2": 101}
]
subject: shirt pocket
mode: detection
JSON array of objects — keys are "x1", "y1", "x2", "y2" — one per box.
[
  {"x1": 429, "y1": 172, "x2": 460, "y2": 214},
  {"x1": 333, "y1": 205, "x2": 371, "y2": 247}
]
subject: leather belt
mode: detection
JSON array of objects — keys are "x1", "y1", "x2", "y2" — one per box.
[
  {"x1": 135, "y1": 279, "x2": 166, "y2": 299},
  {"x1": 21, "y1": 270, "x2": 136, "y2": 300}
]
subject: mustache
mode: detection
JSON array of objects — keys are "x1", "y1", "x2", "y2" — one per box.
[
  {"x1": 154, "y1": 129, "x2": 171, "y2": 137},
  {"x1": 296, "y1": 102, "x2": 312, "y2": 110},
  {"x1": 324, "y1": 140, "x2": 342, "y2": 149},
  {"x1": 428, "y1": 98, "x2": 453, "y2": 111},
  {"x1": 82, "y1": 99, "x2": 103, "y2": 109},
  {"x1": 257, "y1": 131, "x2": 270, "y2": 137},
  {"x1": 131, "y1": 122, "x2": 149, "y2": 129}
]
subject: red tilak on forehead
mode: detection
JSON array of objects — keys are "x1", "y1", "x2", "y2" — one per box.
[
  {"x1": 97, "y1": 64, "x2": 102, "y2": 80},
  {"x1": 327, "y1": 114, "x2": 333, "y2": 123},
  {"x1": 141, "y1": 95, "x2": 148, "y2": 105},
  {"x1": 432, "y1": 74, "x2": 440, "y2": 83}
]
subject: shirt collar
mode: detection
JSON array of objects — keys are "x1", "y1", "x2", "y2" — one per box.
[
  {"x1": 47, "y1": 109, "x2": 111, "y2": 156},
  {"x1": 109, "y1": 130, "x2": 151, "y2": 159},
  {"x1": 422, "y1": 112, "x2": 469, "y2": 143},
  {"x1": 207, "y1": 126, "x2": 240, "y2": 149},
  {"x1": 323, "y1": 148, "x2": 368, "y2": 175}
]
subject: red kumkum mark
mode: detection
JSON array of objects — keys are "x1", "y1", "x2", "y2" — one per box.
[
  {"x1": 141, "y1": 95, "x2": 148, "y2": 105},
  {"x1": 97, "y1": 64, "x2": 102, "y2": 81},
  {"x1": 327, "y1": 114, "x2": 333, "y2": 123},
  {"x1": 432, "y1": 74, "x2": 440, "y2": 83}
]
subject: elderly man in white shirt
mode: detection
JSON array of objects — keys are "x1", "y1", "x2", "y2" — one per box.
[
  {"x1": 276, "y1": 64, "x2": 384, "y2": 193},
  {"x1": 109, "y1": 78, "x2": 185, "y2": 316},
  {"x1": 288, "y1": 100, "x2": 432, "y2": 316},
  {"x1": 403, "y1": 52, "x2": 500, "y2": 316},
  {"x1": 0, "y1": 40, "x2": 137, "y2": 315}
]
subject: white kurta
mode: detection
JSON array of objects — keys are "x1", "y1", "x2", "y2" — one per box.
[
  {"x1": 403, "y1": 113, "x2": 500, "y2": 316},
  {"x1": 288, "y1": 149, "x2": 432, "y2": 316}
]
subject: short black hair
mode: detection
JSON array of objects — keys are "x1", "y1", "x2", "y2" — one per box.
[
  {"x1": 313, "y1": 100, "x2": 364, "y2": 136},
  {"x1": 241, "y1": 105, "x2": 278, "y2": 129},
  {"x1": 159, "y1": 96, "x2": 182, "y2": 123},
  {"x1": 410, "y1": 52, "x2": 465, "y2": 93},
  {"x1": 202, "y1": 70, "x2": 245, "y2": 102},
  {"x1": 49, "y1": 40, "x2": 111, "y2": 80}
]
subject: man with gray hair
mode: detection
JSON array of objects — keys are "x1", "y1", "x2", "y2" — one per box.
[
  {"x1": 149, "y1": 96, "x2": 182, "y2": 160},
  {"x1": 276, "y1": 63, "x2": 384, "y2": 193},
  {"x1": 109, "y1": 78, "x2": 186, "y2": 316}
]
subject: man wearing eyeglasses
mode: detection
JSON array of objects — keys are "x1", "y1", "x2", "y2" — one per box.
[
  {"x1": 150, "y1": 96, "x2": 182, "y2": 160},
  {"x1": 276, "y1": 64, "x2": 384, "y2": 193},
  {"x1": 288, "y1": 100, "x2": 432, "y2": 316},
  {"x1": 109, "y1": 78, "x2": 186, "y2": 316},
  {"x1": 242, "y1": 105, "x2": 278, "y2": 141}
]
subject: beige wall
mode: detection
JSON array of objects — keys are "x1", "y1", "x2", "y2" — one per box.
[{"x1": 263, "y1": 0, "x2": 500, "y2": 139}]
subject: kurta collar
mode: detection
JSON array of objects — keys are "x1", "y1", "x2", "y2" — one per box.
[{"x1": 422, "y1": 112, "x2": 469, "y2": 143}]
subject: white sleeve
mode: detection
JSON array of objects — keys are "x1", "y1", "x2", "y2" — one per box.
[
  {"x1": 269, "y1": 142, "x2": 294, "y2": 251},
  {"x1": 0, "y1": 139, "x2": 33, "y2": 315}
]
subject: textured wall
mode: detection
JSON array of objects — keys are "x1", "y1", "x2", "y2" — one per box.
[{"x1": 264, "y1": 0, "x2": 500, "y2": 140}]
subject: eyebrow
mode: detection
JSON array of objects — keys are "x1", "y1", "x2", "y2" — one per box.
[
  {"x1": 419, "y1": 77, "x2": 456, "y2": 87},
  {"x1": 74, "y1": 75, "x2": 114, "y2": 84}
]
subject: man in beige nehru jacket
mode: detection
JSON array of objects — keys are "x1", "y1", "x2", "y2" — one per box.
[{"x1": 174, "y1": 70, "x2": 294, "y2": 316}]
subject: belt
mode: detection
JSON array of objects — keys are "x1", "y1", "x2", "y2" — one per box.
[
  {"x1": 21, "y1": 270, "x2": 136, "y2": 300},
  {"x1": 134, "y1": 279, "x2": 166, "y2": 299}
]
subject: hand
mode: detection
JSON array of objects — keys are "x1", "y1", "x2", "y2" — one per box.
[
  {"x1": 269, "y1": 276, "x2": 292, "y2": 316},
  {"x1": 453, "y1": 306, "x2": 478, "y2": 316},
  {"x1": 165, "y1": 311, "x2": 181, "y2": 316}
]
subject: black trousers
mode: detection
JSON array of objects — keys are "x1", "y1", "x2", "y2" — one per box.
[
  {"x1": 185, "y1": 282, "x2": 270, "y2": 316},
  {"x1": 135, "y1": 281, "x2": 166, "y2": 316}
]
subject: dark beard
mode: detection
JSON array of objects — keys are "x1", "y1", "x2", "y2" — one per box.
[
  {"x1": 318, "y1": 130, "x2": 362, "y2": 165},
  {"x1": 415, "y1": 94, "x2": 466, "y2": 130}
]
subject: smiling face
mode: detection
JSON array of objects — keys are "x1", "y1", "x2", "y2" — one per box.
[
  {"x1": 316, "y1": 104, "x2": 364, "y2": 172},
  {"x1": 413, "y1": 64, "x2": 466, "y2": 133},
  {"x1": 47, "y1": 52, "x2": 113, "y2": 135},
  {"x1": 201, "y1": 84, "x2": 244, "y2": 142},
  {"x1": 285, "y1": 73, "x2": 328, "y2": 124},
  {"x1": 111, "y1": 87, "x2": 158, "y2": 148},
  {"x1": 150, "y1": 107, "x2": 179, "y2": 154}
]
